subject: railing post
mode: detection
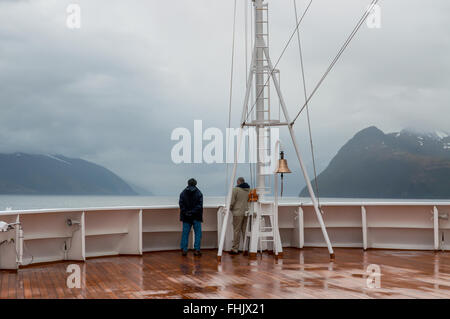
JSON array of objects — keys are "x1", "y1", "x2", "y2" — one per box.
[
  {"x1": 81, "y1": 211, "x2": 86, "y2": 260},
  {"x1": 138, "y1": 209, "x2": 143, "y2": 255},
  {"x1": 16, "y1": 214, "x2": 23, "y2": 266},
  {"x1": 298, "y1": 206, "x2": 304, "y2": 248},
  {"x1": 433, "y1": 206, "x2": 439, "y2": 251},
  {"x1": 361, "y1": 206, "x2": 367, "y2": 250}
]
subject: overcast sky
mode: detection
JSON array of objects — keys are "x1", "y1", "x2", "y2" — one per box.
[{"x1": 0, "y1": 0, "x2": 449, "y2": 196}]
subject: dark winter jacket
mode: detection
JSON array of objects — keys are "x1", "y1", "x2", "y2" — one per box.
[{"x1": 179, "y1": 186, "x2": 203, "y2": 223}]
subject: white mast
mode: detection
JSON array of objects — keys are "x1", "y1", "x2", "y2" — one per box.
[
  {"x1": 255, "y1": 0, "x2": 266, "y2": 195},
  {"x1": 217, "y1": 0, "x2": 334, "y2": 261}
]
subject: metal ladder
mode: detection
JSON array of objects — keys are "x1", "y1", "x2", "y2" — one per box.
[
  {"x1": 254, "y1": 2, "x2": 272, "y2": 125},
  {"x1": 243, "y1": 202, "x2": 282, "y2": 256}
]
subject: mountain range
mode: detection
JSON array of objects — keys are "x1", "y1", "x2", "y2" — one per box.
[
  {"x1": 2, "y1": 126, "x2": 449, "y2": 198},
  {"x1": 0, "y1": 153, "x2": 138, "y2": 195},
  {"x1": 300, "y1": 126, "x2": 450, "y2": 199}
]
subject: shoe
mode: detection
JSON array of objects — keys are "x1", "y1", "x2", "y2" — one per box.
[
  {"x1": 194, "y1": 250, "x2": 202, "y2": 256},
  {"x1": 182, "y1": 250, "x2": 188, "y2": 256},
  {"x1": 229, "y1": 250, "x2": 239, "y2": 255}
]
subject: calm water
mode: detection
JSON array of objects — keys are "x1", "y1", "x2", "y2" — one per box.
[{"x1": 0, "y1": 195, "x2": 446, "y2": 211}]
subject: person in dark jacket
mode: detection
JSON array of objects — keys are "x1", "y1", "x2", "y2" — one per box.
[{"x1": 179, "y1": 178, "x2": 203, "y2": 256}]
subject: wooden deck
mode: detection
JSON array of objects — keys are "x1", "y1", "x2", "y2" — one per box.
[{"x1": 1, "y1": 248, "x2": 450, "y2": 299}]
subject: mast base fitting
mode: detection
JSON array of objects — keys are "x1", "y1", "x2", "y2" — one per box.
[
  {"x1": 249, "y1": 253, "x2": 257, "y2": 260},
  {"x1": 217, "y1": 256, "x2": 222, "y2": 263},
  {"x1": 330, "y1": 253, "x2": 335, "y2": 261}
]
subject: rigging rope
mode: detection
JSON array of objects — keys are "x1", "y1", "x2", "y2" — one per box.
[
  {"x1": 225, "y1": 0, "x2": 238, "y2": 198},
  {"x1": 250, "y1": 2, "x2": 257, "y2": 188},
  {"x1": 245, "y1": 0, "x2": 254, "y2": 189},
  {"x1": 226, "y1": 0, "x2": 378, "y2": 197},
  {"x1": 243, "y1": 0, "x2": 314, "y2": 124},
  {"x1": 293, "y1": 0, "x2": 321, "y2": 205},
  {"x1": 291, "y1": 0, "x2": 380, "y2": 124}
]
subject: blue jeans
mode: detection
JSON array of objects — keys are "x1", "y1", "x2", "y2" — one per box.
[{"x1": 181, "y1": 220, "x2": 202, "y2": 252}]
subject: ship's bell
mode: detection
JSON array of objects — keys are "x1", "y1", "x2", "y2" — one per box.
[{"x1": 275, "y1": 151, "x2": 292, "y2": 174}]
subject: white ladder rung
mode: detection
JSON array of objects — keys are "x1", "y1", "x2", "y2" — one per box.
[{"x1": 259, "y1": 232, "x2": 273, "y2": 236}]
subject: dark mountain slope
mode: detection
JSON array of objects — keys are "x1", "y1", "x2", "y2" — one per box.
[
  {"x1": 0, "y1": 153, "x2": 137, "y2": 195},
  {"x1": 300, "y1": 126, "x2": 450, "y2": 199}
]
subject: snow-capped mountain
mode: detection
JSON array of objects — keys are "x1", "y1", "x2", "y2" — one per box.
[
  {"x1": 300, "y1": 126, "x2": 450, "y2": 199},
  {"x1": 389, "y1": 128, "x2": 450, "y2": 156}
]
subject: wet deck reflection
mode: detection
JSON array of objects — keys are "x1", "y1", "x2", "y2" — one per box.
[{"x1": 1, "y1": 248, "x2": 450, "y2": 298}]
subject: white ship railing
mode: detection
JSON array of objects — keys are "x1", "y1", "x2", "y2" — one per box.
[{"x1": 1, "y1": 201, "x2": 449, "y2": 270}]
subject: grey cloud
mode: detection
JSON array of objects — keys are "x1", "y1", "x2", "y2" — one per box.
[{"x1": 0, "y1": 0, "x2": 449, "y2": 196}]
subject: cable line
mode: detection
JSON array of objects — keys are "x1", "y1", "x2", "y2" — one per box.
[
  {"x1": 225, "y1": 0, "x2": 238, "y2": 198},
  {"x1": 293, "y1": 0, "x2": 321, "y2": 206},
  {"x1": 244, "y1": 1, "x2": 256, "y2": 189},
  {"x1": 291, "y1": 0, "x2": 380, "y2": 125}
]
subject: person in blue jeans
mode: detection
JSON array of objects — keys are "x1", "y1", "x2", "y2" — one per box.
[{"x1": 179, "y1": 178, "x2": 203, "y2": 256}]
